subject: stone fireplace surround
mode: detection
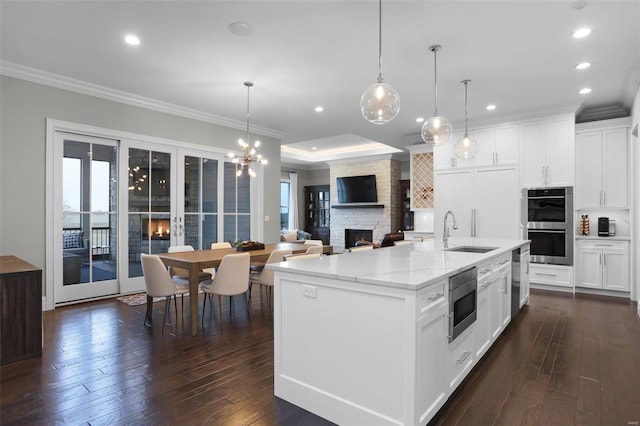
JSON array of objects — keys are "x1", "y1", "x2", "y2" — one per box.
[{"x1": 329, "y1": 156, "x2": 400, "y2": 253}]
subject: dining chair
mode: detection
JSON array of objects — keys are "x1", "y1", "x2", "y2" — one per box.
[
  {"x1": 200, "y1": 252, "x2": 251, "y2": 324},
  {"x1": 167, "y1": 245, "x2": 213, "y2": 282},
  {"x1": 349, "y1": 245, "x2": 374, "y2": 253},
  {"x1": 304, "y1": 239, "x2": 323, "y2": 246},
  {"x1": 210, "y1": 242, "x2": 232, "y2": 250},
  {"x1": 305, "y1": 245, "x2": 324, "y2": 254},
  {"x1": 141, "y1": 253, "x2": 190, "y2": 334},
  {"x1": 284, "y1": 252, "x2": 322, "y2": 261},
  {"x1": 249, "y1": 249, "x2": 292, "y2": 309}
]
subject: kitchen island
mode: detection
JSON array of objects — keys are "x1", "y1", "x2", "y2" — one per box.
[{"x1": 269, "y1": 237, "x2": 529, "y2": 426}]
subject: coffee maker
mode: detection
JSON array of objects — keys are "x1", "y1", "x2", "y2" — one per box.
[{"x1": 598, "y1": 217, "x2": 616, "y2": 236}]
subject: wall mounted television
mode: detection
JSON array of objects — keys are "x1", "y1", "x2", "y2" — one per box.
[{"x1": 336, "y1": 175, "x2": 378, "y2": 203}]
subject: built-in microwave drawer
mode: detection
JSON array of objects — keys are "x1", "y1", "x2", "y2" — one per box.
[{"x1": 417, "y1": 280, "x2": 447, "y2": 316}]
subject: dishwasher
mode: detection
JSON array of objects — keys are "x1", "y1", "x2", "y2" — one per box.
[{"x1": 511, "y1": 246, "x2": 530, "y2": 318}]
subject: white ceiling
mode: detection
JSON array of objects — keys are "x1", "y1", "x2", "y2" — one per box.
[{"x1": 1, "y1": 1, "x2": 639, "y2": 166}]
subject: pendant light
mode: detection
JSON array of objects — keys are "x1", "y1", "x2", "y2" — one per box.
[
  {"x1": 421, "y1": 45, "x2": 452, "y2": 145},
  {"x1": 453, "y1": 79, "x2": 479, "y2": 160},
  {"x1": 360, "y1": 0, "x2": 400, "y2": 125},
  {"x1": 228, "y1": 82, "x2": 267, "y2": 178}
]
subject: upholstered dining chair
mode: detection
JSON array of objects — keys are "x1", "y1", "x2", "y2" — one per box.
[
  {"x1": 303, "y1": 239, "x2": 323, "y2": 246},
  {"x1": 210, "y1": 242, "x2": 232, "y2": 250},
  {"x1": 249, "y1": 248, "x2": 292, "y2": 309},
  {"x1": 200, "y1": 252, "x2": 251, "y2": 324},
  {"x1": 141, "y1": 253, "x2": 190, "y2": 334},
  {"x1": 167, "y1": 245, "x2": 213, "y2": 282},
  {"x1": 305, "y1": 245, "x2": 324, "y2": 255},
  {"x1": 284, "y1": 252, "x2": 322, "y2": 261},
  {"x1": 205, "y1": 241, "x2": 233, "y2": 277},
  {"x1": 349, "y1": 245, "x2": 374, "y2": 253}
]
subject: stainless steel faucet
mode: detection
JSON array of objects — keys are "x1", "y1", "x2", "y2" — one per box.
[{"x1": 443, "y1": 210, "x2": 458, "y2": 248}]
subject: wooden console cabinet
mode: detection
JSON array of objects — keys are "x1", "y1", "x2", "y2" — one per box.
[{"x1": 0, "y1": 256, "x2": 43, "y2": 365}]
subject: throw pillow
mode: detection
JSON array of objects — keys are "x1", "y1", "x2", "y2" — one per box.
[
  {"x1": 283, "y1": 230, "x2": 297, "y2": 242},
  {"x1": 63, "y1": 231, "x2": 84, "y2": 249}
]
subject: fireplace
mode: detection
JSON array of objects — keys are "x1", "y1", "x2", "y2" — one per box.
[
  {"x1": 142, "y1": 218, "x2": 171, "y2": 240},
  {"x1": 345, "y1": 229, "x2": 373, "y2": 249}
]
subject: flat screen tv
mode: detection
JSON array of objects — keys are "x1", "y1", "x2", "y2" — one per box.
[{"x1": 336, "y1": 175, "x2": 378, "y2": 203}]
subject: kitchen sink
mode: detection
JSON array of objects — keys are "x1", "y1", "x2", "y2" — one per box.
[{"x1": 444, "y1": 246, "x2": 498, "y2": 254}]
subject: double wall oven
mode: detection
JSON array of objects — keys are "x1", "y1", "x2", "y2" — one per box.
[{"x1": 521, "y1": 187, "x2": 573, "y2": 266}]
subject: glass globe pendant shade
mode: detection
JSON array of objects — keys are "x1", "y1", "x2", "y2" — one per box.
[
  {"x1": 421, "y1": 115, "x2": 453, "y2": 145},
  {"x1": 360, "y1": 81, "x2": 401, "y2": 125},
  {"x1": 454, "y1": 134, "x2": 479, "y2": 160}
]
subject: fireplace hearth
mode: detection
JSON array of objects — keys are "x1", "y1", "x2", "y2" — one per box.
[{"x1": 344, "y1": 229, "x2": 373, "y2": 249}]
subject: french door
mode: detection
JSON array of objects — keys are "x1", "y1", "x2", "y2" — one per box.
[{"x1": 54, "y1": 132, "x2": 119, "y2": 303}]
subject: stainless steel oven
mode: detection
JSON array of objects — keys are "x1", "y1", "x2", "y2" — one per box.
[
  {"x1": 522, "y1": 187, "x2": 573, "y2": 266},
  {"x1": 448, "y1": 267, "x2": 477, "y2": 343}
]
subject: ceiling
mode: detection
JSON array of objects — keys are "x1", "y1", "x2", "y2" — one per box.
[{"x1": 1, "y1": 1, "x2": 639, "y2": 167}]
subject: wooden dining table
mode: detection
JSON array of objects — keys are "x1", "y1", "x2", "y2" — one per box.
[{"x1": 156, "y1": 242, "x2": 332, "y2": 335}]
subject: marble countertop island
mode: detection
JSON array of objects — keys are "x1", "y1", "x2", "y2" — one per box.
[{"x1": 269, "y1": 237, "x2": 529, "y2": 290}]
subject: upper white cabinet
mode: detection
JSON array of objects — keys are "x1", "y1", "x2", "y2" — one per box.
[
  {"x1": 433, "y1": 131, "x2": 469, "y2": 170},
  {"x1": 522, "y1": 115, "x2": 575, "y2": 188},
  {"x1": 472, "y1": 125, "x2": 520, "y2": 167},
  {"x1": 575, "y1": 119, "x2": 630, "y2": 209}
]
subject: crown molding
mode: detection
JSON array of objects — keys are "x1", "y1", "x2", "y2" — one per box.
[{"x1": 0, "y1": 61, "x2": 285, "y2": 140}]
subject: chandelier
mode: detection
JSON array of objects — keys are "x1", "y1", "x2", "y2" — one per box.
[{"x1": 229, "y1": 81, "x2": 267, "y2": 177}]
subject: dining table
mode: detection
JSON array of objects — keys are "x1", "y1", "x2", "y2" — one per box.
[{"x1": 156, "y1": 242, "x2": 332, "y2": 335}]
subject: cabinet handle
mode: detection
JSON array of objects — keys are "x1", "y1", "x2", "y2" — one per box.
[
  {"x1": 480, "y1": 281, "x2": 491, "y2": 289},
  {"x1": 599, "y1": 190, "x2": 603, "y2": 206},
  {"x1": 603, "y1": 254, "x2": 606, "y2": 267},
  {"x1": 428, "y1": 293, "x2": 444, "y2": 302},
  {"x1": 603, "y1": 191, "x2": 606, "y2": 206},
  {"x1": 536, "y1": 272, "x2": 557, "y2": 277},
  {"x1": 457, "y1": 351, "x2": 471, "y2": 364},
  {"x1": 498, "y1": 259, "x2": 510, "y2": 265},
  {"x1": 480, "y1": 268, "x2": 492, "y2": 275},
  {"x1": 595, "y1": 244, "x2": 613, "y2": 247},
  {"x1": 495, "y1": 152, "x2": 499, "y2": 164},
  {"x1": 504, "y1": 276, "x2": 509, "y2": 293}
]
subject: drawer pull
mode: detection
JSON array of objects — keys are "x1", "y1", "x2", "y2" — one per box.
[
  {"x1": 457, "y1": 351, "x2": 471, "y2": 364},
  {"x1": 427, "y1": 293, "x2": 444, "y2": 302},
  {"x1": 498, "y1": 259, "x2": 510, "y2": 265},
  {"x1": 536, "y1": 272, "x2": 557, "y2": 277},
  {"x1": 594, "y1": 244, "x2": 613, "y2": 247},
  {"x1": 480, "y1": 268, "x2": 491, "y2": 275}
]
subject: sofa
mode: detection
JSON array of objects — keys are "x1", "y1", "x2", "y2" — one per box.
[{"x1": 280, "y1": 229, "x2": 312, "y2": 243}]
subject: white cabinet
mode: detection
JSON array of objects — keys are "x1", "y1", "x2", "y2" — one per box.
[
  {"x1": 529, "y1": 263, "x2": 573, "y2": 289},
  {"x1": 490, "y1": 257, "x2": 511, "y2": 340},
  {"x1": 474, "y1": 263, "x2": 493, "y2": 360},
  {"x1": 576, "y1": 124, "x2": 629, "y2": 209},
  {"x1": 434, "y1": 166, "x2": 520, "y2": 240},
  {"x1": 445, "y1": 326, "x2": 474, "y2": 391},
  {"x1": 472, "y1": 125, "x2": 520, "y2": 167},
  {"x1": 576, "y1": 240, "x2": 630, "y2": 292},
  {"x1": 416, "y1": 284, "x2": 448, "y2": 424},
  {"x1": 433, "y1": 131, "x2": 468, "y2": 170},
  {"x1": 522, "y1": 116, "x2": 575, "y2": 188}
]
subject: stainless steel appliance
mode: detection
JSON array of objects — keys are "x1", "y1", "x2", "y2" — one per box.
[
  {"x1": 448, "y1": 267, "x2": 477, "y2": 342},
  {"x1": 598, "y1": 217, "x2": 616, "y2": 236},
  {"x1": 522, "y1": 187, "x2": 573, "y2": 265},
  {"x1": 511, "y1": 246, "x2": 530, "y2": 319}
]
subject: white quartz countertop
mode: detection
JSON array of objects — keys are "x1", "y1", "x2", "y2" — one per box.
[{"x1": 269, "y1": 237, "x2": 530, "y2": 291}]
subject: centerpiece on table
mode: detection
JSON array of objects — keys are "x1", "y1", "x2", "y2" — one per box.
[{"x1": 234, "y1": 240, "x2": 265, "y2": 251}]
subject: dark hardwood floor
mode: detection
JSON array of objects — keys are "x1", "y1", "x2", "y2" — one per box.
[{"x1": 1, "y1": 289, "x2": 639, "y2": 425}]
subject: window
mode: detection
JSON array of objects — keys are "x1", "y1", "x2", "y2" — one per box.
[
  {"x1": 223, "y1": 162, "x2": 251, "y2": 242},
  {"x1": 280, "y1": 181, "x2": 290, "y2": 230}
]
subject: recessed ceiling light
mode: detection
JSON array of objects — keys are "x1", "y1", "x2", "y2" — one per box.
[
  {"x1": 573, "y1": 27, "x2": 591, "y2": 38},
  {"x1": 579, "y1": 87, "x2": 592, "y2": 94},
  {"x1": 486, "y1": 104, "x2": 497, "y2": 111},
  {"x1": 228, "y1": 22, "x2": 252, "y2": 36},
  {"x1": 416, "y1": 117, "x2": 424, "y2": 123},
  {"x1": 576, "y1": 62, "x2": 591, "y2": 70},
  {"x1": 314, "y1": 106, "x2": 324, "y2": 112},
  {"x1": 124, "y1": 34, "x2": 140, "y2": 46},
  {"x1": 311, "y1": 146, "x2": 318, "y2": 150}
]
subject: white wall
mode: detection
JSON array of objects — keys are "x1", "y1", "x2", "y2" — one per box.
[
  {"x1": 0, "y1": 76, "x2": 282, "y2": 293},
  {"x1": 281, "y1": 166, "x2": 330, "y2": 230}
]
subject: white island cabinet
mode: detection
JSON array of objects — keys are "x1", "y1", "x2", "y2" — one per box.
[{"x1": 271, "y1": 238, "x2": 529, "y2": 426}]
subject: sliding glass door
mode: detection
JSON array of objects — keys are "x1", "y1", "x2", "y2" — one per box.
[{"x1": 55, "y1": 133, "x2": 119, "y2": 304}]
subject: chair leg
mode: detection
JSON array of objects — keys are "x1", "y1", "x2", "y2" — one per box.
[
  {"x1": 202, "y1": 292, "x2": 207, "y2": 324},
  {"x1": 162, "y1": 296, "x2": 171, "y2": 334},
  {"x1": 144, "y1": 295, "x2": 153, "y2": 327},
  {"x1": 218, "y1": 295, "x2": 223, "y2": 323},
  {"x1": 244, "y1": 292, "x2": 251, "y2": 322}
]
